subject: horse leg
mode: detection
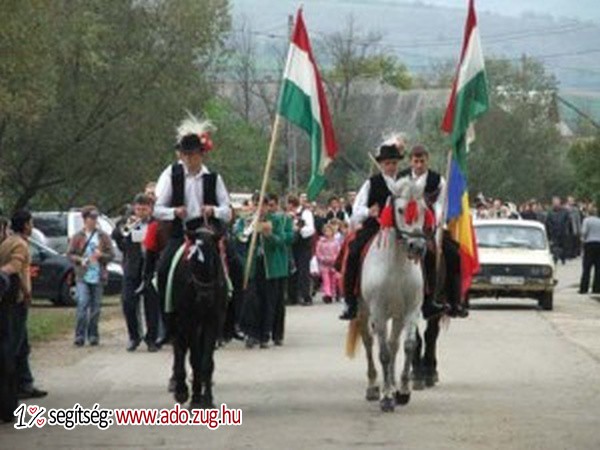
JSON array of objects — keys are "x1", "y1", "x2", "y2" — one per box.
[
  {"x1": 423, "y1": 316, "x2": 441, "y2": 387},
  {"x1": 172, "y1": 318, "x2": 189, "y2": 404},
  {"x1": 200, "y1": 321, "x2": 218, "y2": 409},
  {"x1": 412, "y1": 327, "x2": 425, "y2": 391},
  {"x1": 361, "y1": 316, "x2": 379, "y2": 401},
  {"x1": 189, "y1": 322, "x2": 203, "y2": 409},
  {"x1": 387, "y1": 318, "x2": 404, "y2": 405},
  {"x1": 397, "y1": 311, "x2": 419, "y2": 406},
  {"x1": 374, "y1": 317, "x2": 394, "y2": 412}
]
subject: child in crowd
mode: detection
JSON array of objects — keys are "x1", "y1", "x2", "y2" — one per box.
[{"x1": 315, "y1": 223, "x2": 341, "y2": 303}]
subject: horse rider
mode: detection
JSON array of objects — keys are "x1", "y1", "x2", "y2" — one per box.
[
  {"x1": 397, "y1": 144, "x2": 465, "y2": 318},
  {"x1": 153, "y1": 114, "x2": 232, "y2": 342},
  {"x1": 340, "y1": 135, "x2": 411, "y2": 320}
]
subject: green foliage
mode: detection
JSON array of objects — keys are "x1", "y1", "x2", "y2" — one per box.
[
  {"x1": 466, "y1": 56, "x2": 574, "y2": 202},
  {"x1": 329, "y1": 54, "x2": 412, "y2": 91},
  {"x1": 203, "y1": 99, "x2": 273, "y2": 193},
  {"x1": 0, "y1": 0, "x2": 230, "y2": 213},
  {"x1": 569, "y1": 136, "x2": 600, "y2": 204}
]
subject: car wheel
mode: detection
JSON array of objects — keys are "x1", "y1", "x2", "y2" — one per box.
[
  {"x1": 538, "y1": 291, "x2": 553, "y2": 311},
  {"x1": 56, "y1": 273, "x2": 77, "y2": 306}
]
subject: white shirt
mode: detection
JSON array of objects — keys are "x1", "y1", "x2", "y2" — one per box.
[
  {"x1": 582, "y1": 216, "x2": 600, "y2": 243},
  {"x1": 350, "y1": 174, "x2": 397, "y2": 227},
  {"x1": 297, "y1": 207, "x2": 315, "y2": 239},
  {"x1": 406, "y1": 169, "x2": 446, "y2": 226},
  {"x1": 154, "y1": 163, "x2": 231, "y2": 224}
]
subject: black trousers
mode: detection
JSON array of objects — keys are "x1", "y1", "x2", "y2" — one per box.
[
  {"x1": 223, "y1": 242, "x2": 244, "y2": 340},
  {"x1": 122, "y1": 276, "x2": 159, "y2": 345},
  {"x1": 272, "y1": 278, "x2": 286, "y2": 342},
  {"x1": 424, "y1": 233, "x2": 462, "y2": 306},
  {"x1": 241, "y1": 257, "x2": 277, "y2": 342},
  {"x1": 0, "y1": 300, "x2": 17, "y2": 422},
  {"x1": 343, "y1": 223, "x2": 380, "y2": 300},
  {"x1": 288, "y1": 239, "x2": 312, "y2": 303},
  {"x1": 580, "y1": 242, "x2": 600, "y2": 294}
]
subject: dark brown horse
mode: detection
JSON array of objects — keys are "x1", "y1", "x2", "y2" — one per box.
[{"x1": 171, "y1": 227, "x2": 227, "y2": 409}]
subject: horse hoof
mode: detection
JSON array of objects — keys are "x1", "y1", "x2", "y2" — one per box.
[
  {"x1": 174, "y1": 386, "x2": 189, "y2": 404},
  {"x1": 394, "y1": 391, "x2": 410, "y2": 405},
  {"x1": 425, "y1": 373, "x2": 438, "y2": 388},
  {"x1": 365, "y1": 386, "x2": 380, "y2": 401},
  {"x1": 380, "y1": 397, "x2": 395, "y2": 412},
  {"x1": 412, "y1": 378, "x2": 425, "y2": 391}
]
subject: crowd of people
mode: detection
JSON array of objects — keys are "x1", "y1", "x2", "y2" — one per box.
[{"x1": 2, "y1": 113, "x2": 599, "y2": 423}]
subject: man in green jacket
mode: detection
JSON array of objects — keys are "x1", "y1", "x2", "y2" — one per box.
[{"x1": 243, "y1": 194, "x2": 291, "y2": 349}]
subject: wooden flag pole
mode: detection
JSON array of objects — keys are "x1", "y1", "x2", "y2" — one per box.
[{"x1": 243, "y1": 114, "x2": 283, "y2": 289}]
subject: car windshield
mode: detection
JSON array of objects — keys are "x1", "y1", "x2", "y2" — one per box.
[
  {"x1": 475, "y1": 225, "x2": 547, "y2": 250},
  {"x1": 32, "y1": 215, "x2": 67, "y2": 237}
]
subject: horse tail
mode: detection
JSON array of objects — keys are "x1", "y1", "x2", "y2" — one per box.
[{"x1": 345, "y1": 315, "x2": 363, "y2": 359}]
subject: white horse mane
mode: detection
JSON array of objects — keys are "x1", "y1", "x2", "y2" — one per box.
[{"x1": 390, "y1": 177, "x2": 425, "y2": 199}]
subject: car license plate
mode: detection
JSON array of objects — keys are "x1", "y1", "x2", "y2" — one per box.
[{"x1": 491, "y1": 276, "x2": 525, "y2": 286}]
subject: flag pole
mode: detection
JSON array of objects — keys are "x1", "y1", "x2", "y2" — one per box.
[
  {"x1": 243, "y1": 114, "x2": 283, "y2": 289},
  {"x1": 434, "y1": 149, "x2": 453, "y2": 293}
]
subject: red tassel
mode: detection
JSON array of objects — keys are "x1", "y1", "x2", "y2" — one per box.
[
  {"x1": 199, "y1": 132, "x2": 213, "y2": 151},
  {"x1": 143, "y1": 221, "x2": 160, "y2": 252},
  {"x1": 405, "y1": 199, "x2": 418, "y2": 225},
  {"x1": 379, "y1": 204, "x2": 394, "y2": 228},
  {"x1": 424, "y1": 209, "x2": 436, "y2": 230}
]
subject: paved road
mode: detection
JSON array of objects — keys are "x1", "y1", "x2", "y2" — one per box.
[{"x1": 2, "y1": 260, "x2": 600, "y2": 449}]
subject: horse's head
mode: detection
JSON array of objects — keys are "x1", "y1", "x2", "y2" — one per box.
[
  {"x1": 184, "y1": 227, "x2": 222, "y2": 287},
  {"x1": 389, "y1": 177, "x2": 430, "y2": 259}
]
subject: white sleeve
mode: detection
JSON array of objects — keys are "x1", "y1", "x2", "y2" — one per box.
[
  {"x1": 581, "y1": 218, "x2": 588, "y2": 241},
  {"x1": 153, "y1": 165, "x2": 175, "y2": 221},
  {"x1": 435, "y1": 176, "x2": 446, "y2": 226},
  {"x1": 300, "y1": 209, "x2": 315, "y2": 238},
  {"x1": 214, "y1": 174, "x2": 232, "y2": 223},
  {"x1": 351, "y1": 180, "x2": 371, "y2": 227}
]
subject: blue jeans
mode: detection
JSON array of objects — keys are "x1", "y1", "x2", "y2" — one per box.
[{"x1": 75, "y1": 281, "x2": 103, "y2": 343}]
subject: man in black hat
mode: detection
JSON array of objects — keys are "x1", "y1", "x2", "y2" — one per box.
[
  {"x1": 398, "y1": 145, "x2": 461, "y2": 319},
  {"x1": 339, "y1": 136, "x2": 406, "y2": 320},
  {"x1": 153, "y1": 115, "x2": 231, "y2": 344}
]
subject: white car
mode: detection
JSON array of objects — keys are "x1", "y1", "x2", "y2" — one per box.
[{"x1": 469, "y1": 219, "x2": 557, "y2": 310}]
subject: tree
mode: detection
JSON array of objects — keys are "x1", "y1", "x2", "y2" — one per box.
[
  {"x1": 569, "y1": 135, "x2": 600, "y2": 204},
  {"x1": 466, "y1": 56, "x2": 574, "y2": 202},
  {"x1": 0, "y1": 0, "x2": 230, "y2": 213}
]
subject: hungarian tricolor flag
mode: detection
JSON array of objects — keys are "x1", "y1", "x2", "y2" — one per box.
[
  {"x1": 441, "y1": 0, "x2": 489, "y2": 298},
  {"x1": 278, "y1": 9, "x2": 338, "y2": 200}
]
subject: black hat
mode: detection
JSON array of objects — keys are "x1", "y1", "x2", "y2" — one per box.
[
  {"x1": 375, "y1": 144, "x2": 403, "y2": 162},
  {"x1": 176, "y1": 134, "x2": 203, "y2": 153}
]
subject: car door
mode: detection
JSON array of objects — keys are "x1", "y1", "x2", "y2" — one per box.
[{"x1": 29, "y1": 241, "x2": 69, "y2": 300}]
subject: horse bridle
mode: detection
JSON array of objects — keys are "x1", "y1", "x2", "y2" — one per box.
[{"x1": 390, "y1": 194, "x2": 428, "y2": 242}]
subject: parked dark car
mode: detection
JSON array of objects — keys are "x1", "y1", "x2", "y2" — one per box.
[{"x1": 29, "y1": 238, "x2": 123, "y2": 306}]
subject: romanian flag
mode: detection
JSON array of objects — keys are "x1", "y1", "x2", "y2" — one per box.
[
  {"x1": 278, "y1": 9, "x2": 338, "y2": 200},
  {"x1": 441, "y1": 0, "x2": 489, "y2": 298}
]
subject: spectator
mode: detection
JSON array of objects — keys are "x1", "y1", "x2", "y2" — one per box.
[
  {"x1": 545, "y1": 197, "x2": 570, "y2": 265},
  {"x1": 287, "y1": 195, "x2": 315, "y2": 306},
  {"x1": 68, "y1": 205, "x2": 115, "y2": 346},
  {"x1": 0, "y1": 210, "x2": 47, "y2": 410},
  {"x1": 315, "y1": 224, "x2": 342, "y2": 303},
  {"x1": 566, "y1": 196, "x2": 583, "y2": 258},
  {"x1": 344, "y1": 191, "x2": 357, "y2": 218},
  {"x1": 326, "y1": 196, "x2": 348, "y2": 223},
  {"x1": 579, "y1": 206, "x2": 600, "y2": 294}
]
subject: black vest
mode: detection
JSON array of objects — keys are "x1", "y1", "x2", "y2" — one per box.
[
  {"x1": 170, "y1": 163, "x2": 219, "y2": 237},
  {"x1": 397, "y1": 168, "x2": 441, "y2": 206},
  {"x1": 367, "y1": 174, "x2": 393, "y2": 212}
]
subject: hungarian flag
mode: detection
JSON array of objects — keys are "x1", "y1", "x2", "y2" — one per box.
[
  {"x1": 278, "y1": 9, "x2": 338, "y2": 200},
  {"x1": 441, "y1": 0, "x2": 489, "y2": 298}
]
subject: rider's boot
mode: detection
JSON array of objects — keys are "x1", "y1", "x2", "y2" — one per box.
[
  {"x1": 421, "y1": 294, "x2": 447, "y2": 320},
  {"x1": 339, "y1": 295, "x2": 358, "y2": 320}
]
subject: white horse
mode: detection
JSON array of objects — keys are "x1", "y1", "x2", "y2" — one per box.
[{"x1": 346, "y1": 177, "x2": 428, "y2": 412}]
